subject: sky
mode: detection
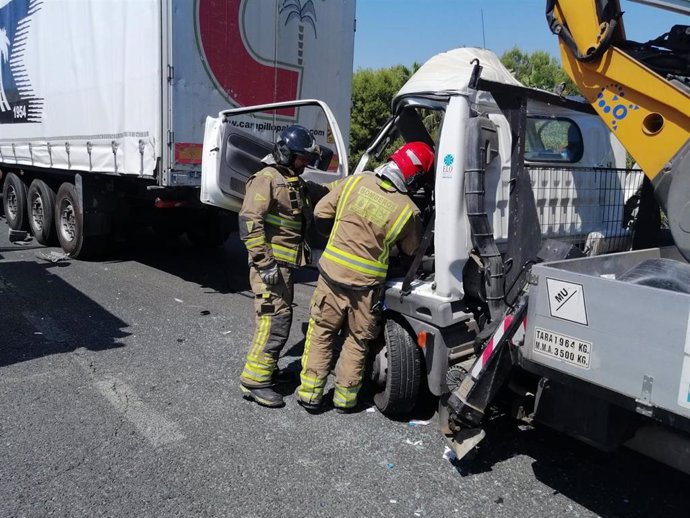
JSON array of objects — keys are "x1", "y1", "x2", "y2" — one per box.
[{"x1": 353, "y1": 0, "x2": 685, "y2": 69}]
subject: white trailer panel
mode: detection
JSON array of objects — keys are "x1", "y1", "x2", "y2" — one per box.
[
  {"x1": 0, "y1": 0, "x2": 356, "y2": 184},
  {"x1": 0, "y1": 0, "x2": 161, "y2": 177},
  {"x1": 170, "y1": 0, "x2": 355, "y2": 185}
]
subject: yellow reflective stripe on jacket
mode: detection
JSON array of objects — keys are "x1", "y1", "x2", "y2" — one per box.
[
  {"x1": 329, "y1": 175, "x2": 363, "y2": 246},
  {"x1": 244, "y1": 235, "x2": 265, "y2": 250},
  {"x1": 270, "y1": 243, "x2": 298, "y2": 264},
  {"x1": 379, "y1": 204, "x2": 413, "y2": 264},
  {"x1": 265, "y1": 213, "x2": 301, "y2": 230},
  {"x1": 322, "y1": 245, "x2": 388, "y2": 278}
]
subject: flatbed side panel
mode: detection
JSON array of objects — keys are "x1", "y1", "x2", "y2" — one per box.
[
  {"x1": 524, "y1": 251, "x2": 690, "y2": 420},
  {"x1": 0, "y1": 0, "x2": 162, "y2": 177},
  {"x1": 170, "y1": 0, "x2": 355, "y2": 186}
]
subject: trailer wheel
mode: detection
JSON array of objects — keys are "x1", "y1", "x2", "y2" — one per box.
[
  {"x1": 27, "y1": 179, "x2": 57, "y2": 245},
  {"x1": 372, "y1": 318, "x2": 422, "y2": 415},
  {"x1": 2, "y1": 172, "x2": 28, "y2": 230},
  {"x1": 55, "y1": 182, "x2": 105, "y2": 258}
]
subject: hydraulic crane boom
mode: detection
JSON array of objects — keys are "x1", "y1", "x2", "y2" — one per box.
[{"x1": 547, "y1": 0, "x2": 690, "y2": 259}]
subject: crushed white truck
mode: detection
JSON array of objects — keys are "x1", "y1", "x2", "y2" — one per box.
[
  {"x1": 0, "y1": 0, "x2": 355, "y2": 257},
  {"x1": 202, "y1": 45, "x2": 690, "y2": 473}
]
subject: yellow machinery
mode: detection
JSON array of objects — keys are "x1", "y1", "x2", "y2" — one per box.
[{"x1": 547, "y1": 0, "x2": 690, "y2": 259}]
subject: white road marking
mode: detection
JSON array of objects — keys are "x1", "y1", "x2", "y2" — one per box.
[
  {"x1": 19, "y1": 298, "x2": 184, "y2": 448},
  {"x1": 94, "y1": 377, "x2": 185, "y2": 447}
]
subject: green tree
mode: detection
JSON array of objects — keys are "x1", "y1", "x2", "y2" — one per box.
[
  {"x1": 500, "y1": 47, "x2": 578, "y2": 95},
  {"x1": 349, "y1": 64, "x2": 418, "y2": 169}
]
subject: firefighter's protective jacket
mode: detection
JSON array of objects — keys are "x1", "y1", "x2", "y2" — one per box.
[
  {"x1": 315, "y1": 172, "x2": 423, "y2": 287},
  {"x1": 239, "y1": 160, "x2": 331, "y2": 269}
]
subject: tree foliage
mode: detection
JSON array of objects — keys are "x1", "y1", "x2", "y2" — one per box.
[
  {"x1": 499, "y1": 47, "x2": 577, "y2": 95},
  {"x1": 349, "y1": 64, "x2": 417, "y2": 168}
]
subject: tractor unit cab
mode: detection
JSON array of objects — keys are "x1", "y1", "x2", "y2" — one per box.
[{"x1": 358, "y1": 47, "x2": 644, "y2": 414}]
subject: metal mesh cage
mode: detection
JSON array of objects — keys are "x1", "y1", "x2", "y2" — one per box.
[{"x1": 526, "y1": 166, "x2": 645, "y2": 254}]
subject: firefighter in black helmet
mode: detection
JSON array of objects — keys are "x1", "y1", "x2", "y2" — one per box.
[{"x1": 238, "y1": 124, "x2": 331, "y2": 407}]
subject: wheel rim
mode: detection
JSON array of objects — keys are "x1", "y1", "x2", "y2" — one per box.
[
  {"x1": 59, "y1": 197, "x2": 76, "y2": 243},
  {"x1": 6, "y1": 184, "x2": 18, "y2": 220},
  {"x1": 371, "y1": 345, "x2": 388, "y2": 388},
  {"x1": 31, "y1": 192, "x2": 45, "y2": 232}
]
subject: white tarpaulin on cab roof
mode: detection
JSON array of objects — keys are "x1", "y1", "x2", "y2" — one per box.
[{"x1": 396, "y1": 47, "x2": 524, "y2": 99}]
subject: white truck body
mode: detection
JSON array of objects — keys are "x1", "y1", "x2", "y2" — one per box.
[
  {"x1": 0, "y1": 0, "x2": 355, "y2": 183},
  {"x1": 0, "y1": 0, "x2": 355, "y2": 257}
]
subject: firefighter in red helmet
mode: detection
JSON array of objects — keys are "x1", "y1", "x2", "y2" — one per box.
[{"x1": 296, "y1": 141, "x2": 434, "y2": 412}]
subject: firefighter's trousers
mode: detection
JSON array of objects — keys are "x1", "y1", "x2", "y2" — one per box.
[
  {"x1": 298, "y1": 276, "x2": 382, "y2": 409},
  {"x1": 240, "y1": 265, "x2": 294, "y2": 388}
]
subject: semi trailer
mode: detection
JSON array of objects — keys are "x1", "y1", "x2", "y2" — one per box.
[{"x1": 0, "y1": 0, "x2": 355, "y2": 257}]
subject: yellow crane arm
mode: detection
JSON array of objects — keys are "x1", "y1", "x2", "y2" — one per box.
[{"x1": 548, "y1": 0, "x2": 690, "y2": 259}]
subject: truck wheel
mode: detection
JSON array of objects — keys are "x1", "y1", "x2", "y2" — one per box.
[
  {"x1": 2, "y1": 172, "x2": 28, "y2": 230},
  {"x1": 55, "y1": 182, "x2": 105, "y2": 258},
  {"x1": 373, "y1": 318, "x2": 422, "y2": 415},
  {"x1": 55, "y1": 182, "x2": 83, "y2": 255},
  {"x1": 27, "y1": 179, "x2": 57, "y2": 245}
]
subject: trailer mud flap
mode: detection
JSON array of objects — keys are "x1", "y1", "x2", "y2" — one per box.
[{"x1": 75, "y1": 174, "x2": 115, "y2": 237}]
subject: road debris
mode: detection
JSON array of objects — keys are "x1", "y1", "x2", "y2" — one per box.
[
  {"x1": 408, "y1": 419, "x2": 431, "y2": 427},
  {"x1": 442, "y1": 446, "x2": 457, "y2": 462},
  {"x1": 8, "y1": 229, "x2": 31, "y2": 244},
  {"x1": 36, "y1": 250, "x2": 70, "y2": 263}
]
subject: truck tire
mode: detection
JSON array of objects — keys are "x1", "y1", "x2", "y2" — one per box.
[
  {"x1": 27, "y1": 179, "x2": 57, "y2": 245},
  {"x1": 373, "y1": 318, "x2": 422, "y2": 415},
  {"x1": 2, "y1": 172, "x2": 28, "y2": 231},
  {"x1": 55, "y1": 182, "x2": 105, "y2": 258}
]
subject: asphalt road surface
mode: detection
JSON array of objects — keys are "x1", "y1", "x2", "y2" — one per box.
[{"x1": 1, "y1": 217, "x2": 688, "y2": 518}]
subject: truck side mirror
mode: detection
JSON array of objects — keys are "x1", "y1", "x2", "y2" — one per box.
[{"x1": 314, "y1": 145, "x2": 334, "y2": 171}]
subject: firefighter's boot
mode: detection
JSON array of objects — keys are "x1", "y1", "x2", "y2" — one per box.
[
  {"x1": 240, "y1": 385, "x2": 285, "y2": 408},
  {"x1": 297, "y1": 399, "x2": 323, "y2": 413}
]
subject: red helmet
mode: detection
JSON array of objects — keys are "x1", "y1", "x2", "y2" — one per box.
[{"x1": 390, "y1": 142, "x2": 435, "y2": 185}]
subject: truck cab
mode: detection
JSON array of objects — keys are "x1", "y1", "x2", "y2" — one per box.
[{"x1": 350, "y1": 48, "x2": 642, "y2": 413}]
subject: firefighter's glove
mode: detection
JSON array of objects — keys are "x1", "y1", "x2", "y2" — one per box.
[{"x1": 259, "y1": 263, "x2": 280, "y2": 285}]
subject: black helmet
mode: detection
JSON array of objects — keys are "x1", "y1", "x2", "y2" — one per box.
[{"x1": 273, "y1": 125, "x2": 321, "y2": 166}]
